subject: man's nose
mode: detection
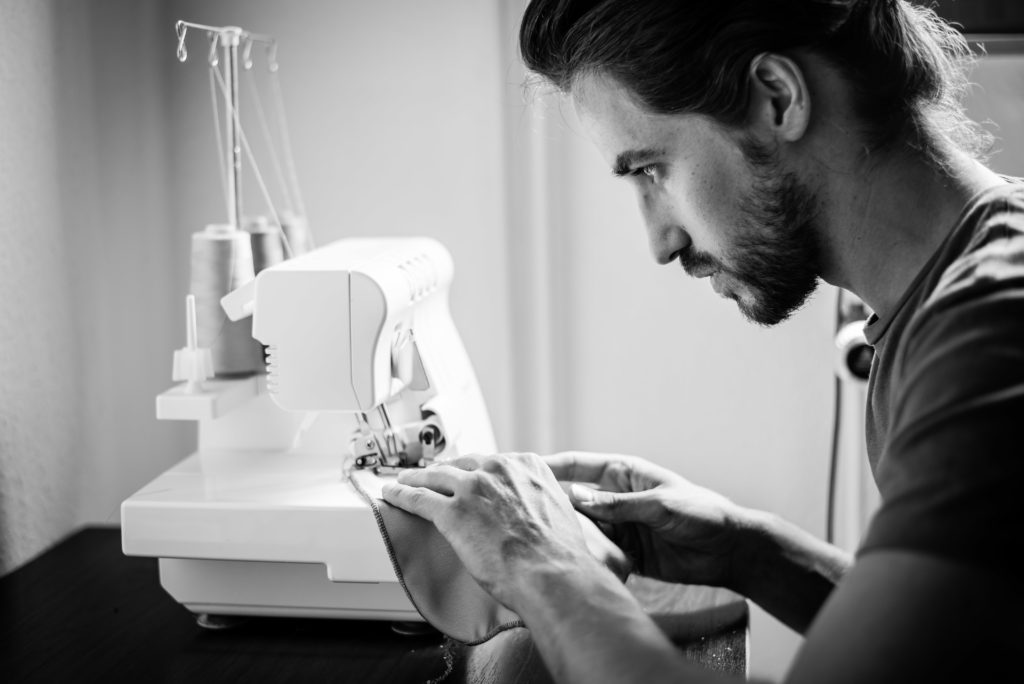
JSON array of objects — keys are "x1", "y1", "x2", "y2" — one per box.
[{"x1": 644, "y1": 215, "x2": 691, "y2": 265}]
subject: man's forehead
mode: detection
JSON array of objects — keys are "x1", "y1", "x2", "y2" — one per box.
[
  {"x1": 571, "y1": 73, "x2": 647, "y2": 135},
  {"x1": 571, "y1": 73, "x2": 704, "y2": 165}
]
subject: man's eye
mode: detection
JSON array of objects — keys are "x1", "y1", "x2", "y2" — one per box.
[{"x1": 633, "y1": 165, "x2": 658, "y2": 179}]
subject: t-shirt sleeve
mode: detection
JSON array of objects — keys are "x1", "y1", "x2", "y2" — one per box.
[{"x1": 859, "y1": 230, "x2": 1024, "y2": 577}]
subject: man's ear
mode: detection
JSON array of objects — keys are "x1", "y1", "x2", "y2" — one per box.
[{"x1": 746, "y1": 53, "x2": 810, "y2": 143}]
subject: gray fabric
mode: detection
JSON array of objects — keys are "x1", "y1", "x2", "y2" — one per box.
[{"x1": 349, "y1": 471, "x2": 525, "y2": 645}]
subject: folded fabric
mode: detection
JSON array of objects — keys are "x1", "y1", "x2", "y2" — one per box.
[{"x1": 349, "y1": 470, "x2": 525, "y2": 645}]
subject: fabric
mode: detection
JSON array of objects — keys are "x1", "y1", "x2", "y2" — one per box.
[
  {"x1": 349, "y1": 470, "x2": 525, "y2": 645},
  {"x1": 859, "y1": 181, "x2": 1024, "y2": 578}
]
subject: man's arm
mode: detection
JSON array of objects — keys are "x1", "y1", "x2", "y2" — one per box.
[
  {"x1": 549, "y1": 452, "x2": 852, "y2": 634},
  {"x1": 726, "y1": 509, "x2": 851, "y2": 634},
  {"x1": 512, "y1": 557, "x2": 740, "y2": 684},
  {"x1": 787, "y1": 549, "x2": 1021, "y2": 683}
]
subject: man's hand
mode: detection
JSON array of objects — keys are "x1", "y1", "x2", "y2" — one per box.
[
  {"x1": 546, "y1": 451, "x2": 748, "y2": 589},
  {"x1": 380, "y1": 452, "x2": 617, "y2": 611}
]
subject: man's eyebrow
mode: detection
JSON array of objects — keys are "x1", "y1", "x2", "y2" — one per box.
[{"x1": 612, "y1": 148, "x2": 666, "y2": 176}]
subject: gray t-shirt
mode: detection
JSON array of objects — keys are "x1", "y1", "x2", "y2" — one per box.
[{"x1": 860, "y1": 181, "x2": 1024, "y2": 577}]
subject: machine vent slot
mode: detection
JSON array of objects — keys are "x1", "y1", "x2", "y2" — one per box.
[{"x1": 265, "y1": 345, "x2": 280, "y2": 394}]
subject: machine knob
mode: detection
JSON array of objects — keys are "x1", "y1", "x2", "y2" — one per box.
[{"x1": 418, "y1": 424, "x2": 445, "y2": 452}]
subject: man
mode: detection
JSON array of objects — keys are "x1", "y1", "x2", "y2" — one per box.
[{"x1": 383, "y1": 1, "x2": 1024, "y2": 681}]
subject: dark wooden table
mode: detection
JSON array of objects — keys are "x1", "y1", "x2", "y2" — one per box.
[{"x1": 0, "y1": 527, "x2": 747, "y2": 683}]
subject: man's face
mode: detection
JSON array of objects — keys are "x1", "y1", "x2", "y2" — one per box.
[{"x1": 573, "y1": 73, "x2": 822, "y2": 326}]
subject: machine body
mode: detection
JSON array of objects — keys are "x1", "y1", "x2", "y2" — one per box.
[{"x1": 121, "y1": 237, "x2": 495, "y2": 621}]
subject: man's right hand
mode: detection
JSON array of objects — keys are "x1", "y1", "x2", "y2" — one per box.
[{"x1": 544, "y1": 451, "x2": 750, "y2": 589}]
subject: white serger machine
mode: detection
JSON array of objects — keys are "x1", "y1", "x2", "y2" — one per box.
[{"x1": 121, "y1": 237, "x2": 496, "y2": 623}]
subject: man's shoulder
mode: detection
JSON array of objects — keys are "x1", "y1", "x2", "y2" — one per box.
[
  {"x1": 882, "y1": 180, "x2": 1024, "y2": 446},
  {"x1": 925, "y1": 182, "x2": 1024, "y2": 313},
  {"x1": 863, "y1": 185, "x2": 1024, "y2": 581}
]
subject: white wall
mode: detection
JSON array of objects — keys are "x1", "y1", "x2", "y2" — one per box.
[
  {"x1": 0, "y1": 0, "x2": 195, "y2": 571},
  {"x1": 1, "y1": 0, "x2": 188, "y2": 573},
  {"x1": 0, "y1": 0, "x2": 83, "y2": 575},
  {"x1": 59, "y1": 1, "x2": 194, "y2": 528}
]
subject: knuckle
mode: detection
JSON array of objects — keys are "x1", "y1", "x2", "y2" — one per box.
[
  {"x1": 608, "y1": 460, "x2": 629, "y2": 482},
  {"x1": 519, "y1": 452, "x2": 543, "y2": 470},
  {"x1": 449, "y1": 454, "x2": 480, "y2": 471},
  {"x1": 481, "y1": 455, "x2": 507, "y2": 474},
  {"x1": 405, "y1": 487, "x2": 425, "y2": 506}
]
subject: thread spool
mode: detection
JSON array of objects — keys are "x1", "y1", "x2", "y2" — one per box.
[
  {"x1": 190, "y1": 223, "x2": 265, "y2": 376},
  {"x1": 280, "y1": 210, "x2": 312, "y2": 256},
  {"x1": 244, "y1": 215, "x2": 286, "y2": 273}
]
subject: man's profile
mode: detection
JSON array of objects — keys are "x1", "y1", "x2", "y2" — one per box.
[{"x1": 382, "y1": 2, "x2": 1024, "y2": 682}]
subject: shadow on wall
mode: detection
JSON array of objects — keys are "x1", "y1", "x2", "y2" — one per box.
[{"x1": 0, "y1": 0, "x2": 192, "y2": 576}]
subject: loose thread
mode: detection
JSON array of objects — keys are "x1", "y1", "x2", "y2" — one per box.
[
  {"x1": 210, "y1": 61, "x2": 295, "y2": 260},
  {"x1": 424, "y1": 636, "x2": 458, "y2": 684},
  {"x1": 245, "y1": 67, "x2": 295, "y2": 213}
]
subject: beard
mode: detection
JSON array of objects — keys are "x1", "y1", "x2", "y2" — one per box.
[{"x1": 679, "y1": 138, "x2": 822, "y2": 326}]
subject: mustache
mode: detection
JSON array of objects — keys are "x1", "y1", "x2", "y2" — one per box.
[{"x1": 677, "y1": 247, "x2": 722, "y2": 276}]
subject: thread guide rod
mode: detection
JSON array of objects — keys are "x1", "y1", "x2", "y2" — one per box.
[
  {"x1": 175, "y1": 20, "x2": 277, "y2": 230},
  {"x1": 224, "y1": 29, "x2": 241, "y2": 229}
]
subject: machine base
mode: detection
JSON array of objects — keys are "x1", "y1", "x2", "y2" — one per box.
[{"x1": 159, "y1": 557, "x2": 422, "y2": 622}]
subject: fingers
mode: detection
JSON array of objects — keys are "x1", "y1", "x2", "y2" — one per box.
[
  {"x1": 383, "y1": 463, "x2": 474, "y2": 520},
  {"x1": 396, "y1": 463, "x2": 470, "y2": 495},
  {"x1": 543, "y1": 451, "x2": 618, "y2": 484},
  {"x1": 568, "y1": 483, "x2": 663, "y2": 525},
  {"x1": 437, "y1": 454, "x2": 482, "y2": 471},
  {"x1": 544, "y1": 451, "x2": 676, "y2": 491},
  {"x1": 380, "y1": 481, "x2": 448, "y2": 522}
]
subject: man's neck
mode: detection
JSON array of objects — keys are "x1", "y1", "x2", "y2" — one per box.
[{"x1": 814, "y1": 143, "x2": 1004, "y2": 319}]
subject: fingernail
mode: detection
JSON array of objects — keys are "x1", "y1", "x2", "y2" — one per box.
[{"x1": 570, "y1": 483, "x2": 595, "y2": 504}]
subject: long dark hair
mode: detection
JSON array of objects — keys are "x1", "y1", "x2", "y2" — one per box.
[{"x1": 520, "y1": 0, "x2": 991, "y2": 162}]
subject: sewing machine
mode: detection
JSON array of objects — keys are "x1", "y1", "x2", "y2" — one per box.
[{"x1": 121, "y1": 237, "x2": 495, "y2": 624}]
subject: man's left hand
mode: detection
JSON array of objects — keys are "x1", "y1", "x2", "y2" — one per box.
[{"x1": 381, "y1": 452, "x2": 621, "y2": 611}]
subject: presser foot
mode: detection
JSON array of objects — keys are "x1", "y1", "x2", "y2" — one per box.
[
  {"x1": 353, "y1": 455, "x2": 427, "y2": 472},
  {"x1": 349, "y1": 415, "x2": 447, "y2": 472},
  {"x1": 196, "y1": 613, "x2": 249, "y2": 630}
]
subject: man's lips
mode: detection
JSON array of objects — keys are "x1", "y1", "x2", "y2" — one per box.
[
  {"x1": 678, "y1": 255, "x2": 729, "y2": 297},
  {"x1": 682, "y1": 261, "x2": 717, "y2": 279}
]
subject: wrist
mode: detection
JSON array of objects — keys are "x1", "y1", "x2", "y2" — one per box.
[
  {"x1": 503, "y1": 553, "x2": 690, "y2": 684},
  {"x1": 510, "y1": 553, "x2": 623, "y2": 618},
  {"x1": 725, "y1": 508, "x2": 852, "y2": 632},
  {"x1": 725, "y1": 507, "x2": 779, "y2": 595}
]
